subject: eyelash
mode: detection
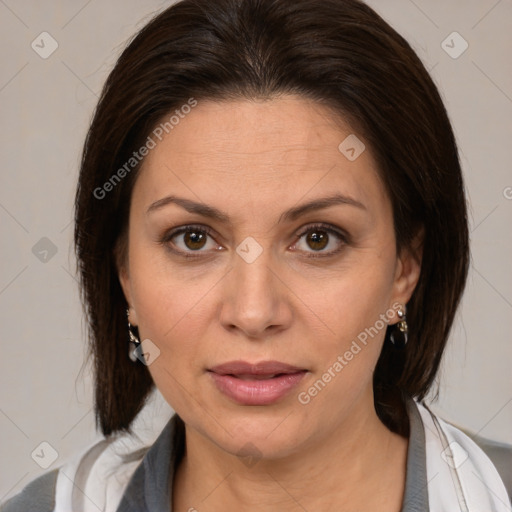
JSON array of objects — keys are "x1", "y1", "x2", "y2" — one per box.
[{"x1": 160, "y1": 223, "x2": 349, "y2": 259}]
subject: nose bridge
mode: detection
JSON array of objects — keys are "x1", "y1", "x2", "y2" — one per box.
[
  {"x1": 235, "y1": 239, "x2": 273, "y2": 293},
  {"x1": 221, "y1": 236, "x2": 288, "y2": 337}
]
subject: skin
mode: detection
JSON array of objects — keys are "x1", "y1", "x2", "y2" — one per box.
[{"x1": 118, "y1": 95, "x2": 422, "y2": 511}]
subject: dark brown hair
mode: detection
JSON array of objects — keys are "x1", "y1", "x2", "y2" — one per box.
[{"x1": 74, "y1": 0, "x2": 469, "y2": 437}]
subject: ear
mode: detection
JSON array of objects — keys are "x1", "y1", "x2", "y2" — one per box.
[
  {"x1": 391, "y1": 228, "x2": 423, "y2": 309},
  {"x1": 114, "y1": 237, "x2": 138, "y2": 326}
]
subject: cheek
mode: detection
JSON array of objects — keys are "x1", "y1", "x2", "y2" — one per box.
[
  {"x1": 296, "y1": 275, "x2": 394, "y2": 408},
  {"x1": 301, "y1": 258, "x2": 395, "y2": 338},
  {"x1": 127, "y1": 254, "x2": 219, "y2": 412},
  {"x1": 127, "y1": 238, "x2": 224, "y2": 373},
  {"x1": 294, "y1": 258, "x2": 397, "y2": 402},
  {"x1": 131, "y1": 272, "x2": 212, "y2": 358}
]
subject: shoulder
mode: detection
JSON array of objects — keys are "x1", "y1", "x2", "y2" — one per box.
[
  {"x1": 0, "y1": 469, "x2": 59, "y2": 512},
  {"x1": 446, "y1": 421, "x2": 512, "y2": 502},
  {"x1": 0, "y1": 434, "x2": 148, "y2": 512},
  {"x1": 415, "y1": 399, "x2": 512, "y2": 506}
]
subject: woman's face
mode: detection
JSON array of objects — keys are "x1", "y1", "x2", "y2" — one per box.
[{"x1": 119, "y1": 95, "x2": 421, "y2": 459}]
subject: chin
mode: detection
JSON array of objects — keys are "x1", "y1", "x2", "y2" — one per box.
[{"x1": 203, "y1": 405, "x2": 316, "y2": 461}]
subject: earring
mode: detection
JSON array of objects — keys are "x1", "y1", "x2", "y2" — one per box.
[
  {"x1": 127, "y1": 309, "x2": 141, "y2": 362},
  {"x1": 390, "y1": 306, "x2": 408, "y2": 348}
]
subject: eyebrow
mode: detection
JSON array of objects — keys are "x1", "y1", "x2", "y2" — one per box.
[{"x1": 146, "y1": 193, "x2": 366, "y2": 223}]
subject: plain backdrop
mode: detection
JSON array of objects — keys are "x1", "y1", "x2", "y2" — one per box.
[{"x1": 1, "y1": 0, "x2": 511, "y2": 502}]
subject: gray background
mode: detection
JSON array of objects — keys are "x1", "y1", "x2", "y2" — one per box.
[{"x1": 1, "y1": 0, "x2": 511, "y2": 502}]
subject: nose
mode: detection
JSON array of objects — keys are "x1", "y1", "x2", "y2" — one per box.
[{"x1": 219, "y1": 245, "x2": 293, "y2": 340}]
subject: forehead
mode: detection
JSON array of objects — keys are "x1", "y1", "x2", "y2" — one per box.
[{"x1": 132, "y1": 95, "x2": 388, "y2": 222}]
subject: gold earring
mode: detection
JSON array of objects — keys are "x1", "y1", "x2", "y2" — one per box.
[{"x1": 390, "y1": 306, "x2": 408, "y2": 347}]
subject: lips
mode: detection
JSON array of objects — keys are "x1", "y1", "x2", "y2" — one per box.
[
  {"x1": 210, "y1": 360, "x2": 305, "y2": 376},
  {"x1": 208, "y1": 360, "x2": 307, "y2": 405}
]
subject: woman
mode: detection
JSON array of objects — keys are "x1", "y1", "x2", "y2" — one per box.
[{"x1": 2, "y1": 0, "x2": 510, "y2": 511}]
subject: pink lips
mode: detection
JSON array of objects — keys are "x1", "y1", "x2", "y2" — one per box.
[{"x1": 208, "y1": 360, "x2": 307, "y2": 405}]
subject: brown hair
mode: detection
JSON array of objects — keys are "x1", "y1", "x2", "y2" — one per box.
[{"x1": 74, "y1": 0, "x2": 469, "y2": 437}]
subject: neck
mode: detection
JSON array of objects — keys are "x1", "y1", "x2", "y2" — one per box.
[{"x1": 172, "y1": 393, "x2": 409, "y2": 512}]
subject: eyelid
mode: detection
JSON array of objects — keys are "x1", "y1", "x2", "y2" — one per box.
[
  {"x1": 294, "y1": 222, "x2": 349, "y2": 243},
  {"x1": 162, "y1": 223, "x2": 215, "y2": 241},
  {"x1": 160, "y1": 224, "x2": 216, "y2": 248}
]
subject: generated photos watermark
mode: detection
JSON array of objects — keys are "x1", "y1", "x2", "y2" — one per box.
[
  {"x1": 297, "y1": 302, "x2": 401, "y2": 405},
  {"x1": 93, "y1": 98, "x2": 198, "y2": 200}
]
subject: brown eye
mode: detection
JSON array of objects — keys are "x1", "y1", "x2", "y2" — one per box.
[
  {"x1": 306, "y1": 230, "x2": 329, "y2": 251},
  {"x1": 183, "y1": 230, "x2": 207, "y2": 250},
  {"x1": 293, "y1": 223, "x2": 348, "y2": 258},
  {"x1": 162, "y1": 224, "x2": 219, "y2": 257}
]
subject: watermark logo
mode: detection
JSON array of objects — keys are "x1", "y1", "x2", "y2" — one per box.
[
  {"x1": 338, "y1": 134, "x2": 366, "y2": 161},
  {"x1": 32, "y1": 237, "x2": 58, "y2": 263},
  {"x1": 441, "y1": 32, "x2": 468, "y2": 59},
  {"x1": 31, "y1": 441, "x2": 58, "y2": 469},
  {"x1": 236, "y1": 237, "x2": 263, "y2": 264},
  {"x1": 441, "y1": 441, "x2": 469, "y2": 469},
  {"x1": 236, "y1": 442, "x2": 263, "y2": 468},
  {"x1": 31, "y1": 32, "x2": 58, "y2": 59},
  {"x1": 133, "y1": 339, "x2": 161, "y2": 366}
]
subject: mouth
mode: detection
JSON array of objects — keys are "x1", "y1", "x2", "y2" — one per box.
[
  {"x1": 208, "y1": 360, "x2": 307, "y2": 405},
  {"x1": 230, "y1": 373, "x2": 294, "y2": 380}
]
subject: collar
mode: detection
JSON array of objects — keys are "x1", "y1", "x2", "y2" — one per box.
[{"x1": 115, "y1": 396, "x2": 428, "y2": 512}]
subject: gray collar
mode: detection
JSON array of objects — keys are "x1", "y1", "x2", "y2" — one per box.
[{"x1": 401, "y1": 395, "x2": 429, "y2": 511}]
